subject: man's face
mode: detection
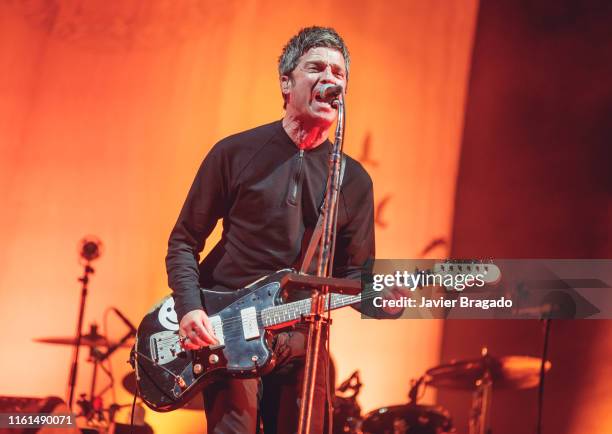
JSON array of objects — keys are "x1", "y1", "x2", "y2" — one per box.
[{"x1": 281, "y1": 46, "x2": 347, "y2": 127}]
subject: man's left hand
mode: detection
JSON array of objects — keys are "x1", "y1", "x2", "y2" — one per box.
[{"x1": 380, "y1": 285, "x2": 409, "y2": 316}]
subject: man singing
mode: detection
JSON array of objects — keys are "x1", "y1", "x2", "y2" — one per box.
[{"x1": 166, "y1": 26, "x2": 398, "y2": 433}]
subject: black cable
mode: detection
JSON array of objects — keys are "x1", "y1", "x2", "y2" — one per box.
[
  {"x1": 537, "y1": 319, "x2": 551, "y2": 434},
  {"x1": 130, "y1": 386, "x2": 138, "y2": 434}
]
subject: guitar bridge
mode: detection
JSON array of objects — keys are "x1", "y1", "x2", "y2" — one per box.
[{"x1": 150, "y1": 331, "x2": 182, "y2": 365}]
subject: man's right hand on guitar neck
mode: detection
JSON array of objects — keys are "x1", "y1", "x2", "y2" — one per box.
[{"x1": 179, "y1": 309, "x2": 218, "y2": 350}]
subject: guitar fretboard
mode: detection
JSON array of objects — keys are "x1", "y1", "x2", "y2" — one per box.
[{"x1": 260, "y1": 292, "x2": 363, "y2": 327}]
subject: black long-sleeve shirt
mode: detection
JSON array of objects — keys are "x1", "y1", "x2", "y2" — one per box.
[{"x1": 166, "y1": 120, "x2": 374, "y2": 320}]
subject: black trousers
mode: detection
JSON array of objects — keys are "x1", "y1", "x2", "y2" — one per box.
[{"x1": 202, "y1": 327, "x2": 330, "y2": 434}]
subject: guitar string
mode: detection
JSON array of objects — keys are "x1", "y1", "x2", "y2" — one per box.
[
  {"x1": 180, "y1": 293, "x2": 358, "y2": 332},
  {"x1": 161, "y1": 290, "x2": 389, "y2": 343},
  {"x1": 160, "y1": 264, "x2": 495, "y2": 336},
  {"x1": 191, "y1": 265, "x2": 497, "y2": 332},
  {"x1": 188, "y1": 265, "x2": 493, "y2": 330},
  {"x1": 169, "y1": 264, "x2": 495, "y2": 332},
  {"x1": 215, "y1": 291, "x2": 362, "y2": 328},
  {"x1": 155, "y1": 293, "x2": 367, "y2": 345}
]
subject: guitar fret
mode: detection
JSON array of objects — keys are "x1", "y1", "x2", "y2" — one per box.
[{"x1": 262, "y1": 292, "x2": 363, "y2": 327}]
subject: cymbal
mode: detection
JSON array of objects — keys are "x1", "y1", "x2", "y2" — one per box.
[
  {"x1": 426, "y1": 355, "x2": 551, "y2": 390},
  {"x1": 33, "y1": 332, "x2": 133, "y2": 348},
  {"x1": 122, "y1": 372, "x2": 204, "y2": 411}
]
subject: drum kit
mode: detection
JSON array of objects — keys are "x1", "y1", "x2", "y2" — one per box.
[
  {"x1": 33, "y1": 325, "x2": 153, "y2": 434},
  {"x1": 33, "y1": 328, "x2": 551, "y2": 434},
  {"x1": 29, "y1": 237, "x2": 153, "y2": 432},
  {"x1": 334, "y1": 347, "x2": 551, "y2": 434}
]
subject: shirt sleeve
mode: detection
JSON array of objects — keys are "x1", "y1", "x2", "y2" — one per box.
[
  {"x1": 333, "y1": 171, "x2": 401, "y2": 319},
  {"x1": 332, "y1": 178, "x2": 375, "y2": 281},
  {"x1": 165, "y1": 145, "x2": 229, "y2": 321}
]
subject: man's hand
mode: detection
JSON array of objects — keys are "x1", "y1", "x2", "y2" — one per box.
[
  {"x1": 380, "y1": 286, "x2": 409, "y2": 316},
  {"x1": 179, "y1": 309, "x2": 218, "y2": 350}
]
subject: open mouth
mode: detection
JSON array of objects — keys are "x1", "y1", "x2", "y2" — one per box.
[
  {"x1": 314, "y1": 94, "x2": 330, "y2": 103},
  {"x1": 313, "y1": 93, "x2": 335, "y2": 108}
]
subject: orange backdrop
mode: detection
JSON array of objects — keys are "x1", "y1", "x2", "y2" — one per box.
[{"x1": 0, "y1": 1, "x2": 478, "y2": 432}]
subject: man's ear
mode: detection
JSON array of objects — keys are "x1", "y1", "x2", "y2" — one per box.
[{"x1": 280, "y1": 75, "x2": 292, "y2": 96}]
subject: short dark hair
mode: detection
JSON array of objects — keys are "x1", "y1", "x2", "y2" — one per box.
[{"x1": 278, "y1": 26, "x2": 350, "y2": 106}]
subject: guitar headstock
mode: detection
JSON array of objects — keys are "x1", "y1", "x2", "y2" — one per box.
[{"x1": 432, "y1": 260, "x2": 501, "y2": 290}]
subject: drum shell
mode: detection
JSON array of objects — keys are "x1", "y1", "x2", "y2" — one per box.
[{"x1": 362, "y1": 404, "x2": 454, "y2": 434}]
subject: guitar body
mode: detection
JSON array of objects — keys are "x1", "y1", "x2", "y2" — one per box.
[{"x1": 134, "y1": 271, "x2": 290, "y2": 412}]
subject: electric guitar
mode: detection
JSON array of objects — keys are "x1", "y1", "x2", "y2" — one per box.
[{"x1": 133, "y1": 263, "x2": 500, "y2": 412}]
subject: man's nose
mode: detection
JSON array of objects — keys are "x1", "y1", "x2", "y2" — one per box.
[{"x1": 320, "y1": 66, "x2": 337, "y2": 83}]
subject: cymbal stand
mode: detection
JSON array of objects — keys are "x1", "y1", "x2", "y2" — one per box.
[
  {"x1": 79, "y1": 321, "x2": 135, "y2": 423},
  {"x1": 67, "y1": 261, "x2": 94, "y2": 410},
  {"x1": 469, "y1": 347, "x2": 493, "y2": 434},
  {"x1": 408, "y1": 376, "x2": 426, "y2": 404},
  {"x1": 297, "y1": 95, "x2": 346, "y2": 434}
]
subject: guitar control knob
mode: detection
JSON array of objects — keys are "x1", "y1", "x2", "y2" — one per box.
[
  {"x1": 209, "y1": 354, "x2": 219, "y2": 364},
  {"x1": 251, "y1": 355, "x2": 259, "y2": 362},
  {"x1": 176, "y1": 376, "x2": 187, "y2": 389},
  {"x1": 193, "y1": 363, "x2": 203, "y2": 374}
]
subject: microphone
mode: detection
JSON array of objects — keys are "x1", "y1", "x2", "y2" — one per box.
[
  {"x1": 318, "y1": 84, "x2": 343, "y2": 101},
  {"x1": 113, "y1": 308, "x2": 137, "y2": 335},
  {"x1": 79, "y1": 236, "x2": 103, "y2": 262}
]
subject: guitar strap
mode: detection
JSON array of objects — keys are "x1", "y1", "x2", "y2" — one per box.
[{"x1": 299, "y1": 156, "x2": 346, "y2": 274}]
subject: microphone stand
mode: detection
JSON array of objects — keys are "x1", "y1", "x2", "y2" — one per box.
[
  {"x1": 67, "y1": 261, "x2": 94, "y2": 410},
  {"x1": 297, "y1": 96, "x2": 345, "y2": 434}
]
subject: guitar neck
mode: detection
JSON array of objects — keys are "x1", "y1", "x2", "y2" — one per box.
[
  {"x1": 259, "y1": 261, "x2": 500, "y2": 327},
  {"x1": 261, "y1": 292, "x2": 363, "y2": 328}
]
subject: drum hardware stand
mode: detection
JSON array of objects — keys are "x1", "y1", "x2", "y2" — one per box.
[
  {"x1": 337, "y1": 370, "x2": 362, "y2": 397},
  {"x1": 65, "y1": 237, "x2": 135, "y2": 425},
  {"x1": 469, "y1": 347, "x2": 493, "y2": 434},
  {"x1": 297, "y1": 93, "x2": 346, "y2": 434},
  {"x1": 408, "y1": 376, "x2": 426, "y2": 404},
  {"x1": 68, "y1": 237, "x2": 102, "y2": 410},
  {"x1": 79, "y1": 322, "x2": 136, "y2": 423},
  {"x1": 537, "y1": 318, "x2": 552, "y2": 434},
  {"x1": 425, "y1": 348, "x2": 551, "y2": 434},
  {"x1": 334, "y1": 371, "x2": 363, "y2": 434}
]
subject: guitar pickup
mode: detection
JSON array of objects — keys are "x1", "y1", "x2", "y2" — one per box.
[
  {"x1": 209, "y1": 315, "x2": 225, "y2": 349},
  {"x1": 240, "y1": 307, "x2": 260, "y2": 340}
]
